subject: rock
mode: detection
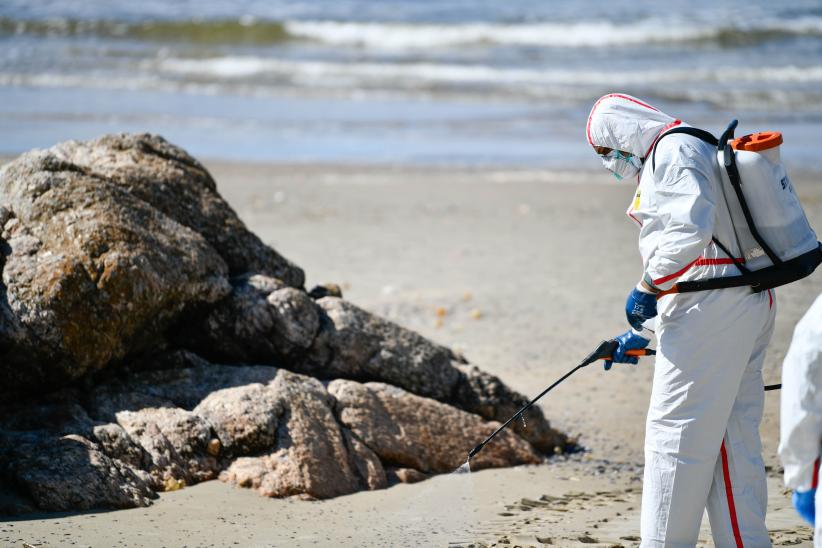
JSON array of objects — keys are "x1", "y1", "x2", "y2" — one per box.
[
  {"x1": 116, "y1": 407, "x2": 218, "y2": 486},
  {"x1": 50, "y1": 134, "x2": 304, "y2": 286},
  {"x1": 218, "y1": 456, "x2": 267, "y2": 491},
  {"x1": 305, "y1": 300, "x2": 564, "y2": 457},
  {"x1": 193, "y1": 383, "x2": 283, "y2": 457},
  {"x1": 0, "y1": 149, "x2": 232, "y2": 394},
  {"x1": 341, "y1": 429, "x2": 387, "y2": 491},
  {"x1": 220, "y1": 369, "x2": 365, "y2": 499},
  {"x1": 1, "y1": 432, "x2": 156, "y2": 512},
  {"x1": 308, "y1": 283, "x2": 343, "y2": 299},
  {"x1": 267, "y1": 288, "x2": 321, "y2": 351},
  {"x1": 387, "y1": 467, "x2": 428, "y2": 484},
  {"x1": 184, "y1": 276, "x2": 320, "y2": 364},
  {"x1": 307, "y1": 298, "x2": 461, "y2": 401},
  {"x1": 328, "y1": 379, "x2": 541, "y2": 473},
  {"x1": 92, "y1": 423, "x2": 152, "y2": 470},
  {"x1": 177, "y1": 275, "x2": 281, "y2": 363}
]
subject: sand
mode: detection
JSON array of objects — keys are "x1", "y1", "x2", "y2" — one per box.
[{"x1": 2, "y1": 162, "x2": 820, "y2": 547}]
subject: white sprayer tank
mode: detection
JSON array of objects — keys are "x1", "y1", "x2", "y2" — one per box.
[{"x1": 716, "y1": 131, "x2": 818, "y2": 271}]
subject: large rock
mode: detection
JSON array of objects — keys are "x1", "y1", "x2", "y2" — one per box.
[
  {"x1": 219, "y1": 370, "x2": 368, "y2": 499},
  {"x1": 116, "y1": 407, "x2": 218, "y2": 486},
  {"x1": 0, "y1": 150, "x2": 231, "y2": 392},
  {"x1": 306, "y1": 297, "x2": 461, "y2": 400},
  {"x1": 193, "y1": 383, "x2": 283, "y2": 457},
  {"x1": 307, "y1": 299, "x2": 567, "y2": 454},
  {"x1": 0, "y1": 134, "x2": 305, "y2": 395},
  {"x1": 181, "y1": 274, "x2": 320, "y2": 364},
  {"x1": 329, "y1": 380, "x2": 541, "y2": 473},
  {"x1": 50, "y1": 134, "x2": 304, "y2": 286},
  {"x1": 0, "y1": 432, "x2": 156, "y2": 512}
]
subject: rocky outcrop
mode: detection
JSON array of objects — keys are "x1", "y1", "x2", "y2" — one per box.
[{"x1": 0, "y1": 135, "x2": 568, "y2": 515}]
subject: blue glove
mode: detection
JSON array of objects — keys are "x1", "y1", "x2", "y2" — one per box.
[
  {"x1": 604, "y1": 330, "x2": 650, "y2": 371},
  {"x1": 625, "y1": 287, "x2": 657, "y2": 331},
  {"x1": 793, "y1": 488, "x2": 816, "y2": 526}
]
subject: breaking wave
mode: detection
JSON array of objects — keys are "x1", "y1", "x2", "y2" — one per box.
[
  {"x1": 155, "y1": 56, "x2": 822, "y2": 87},
  {"x1": 6, "y1": 58, "x2": 822, "y2": 110},
  {"x1": 283, "y1": 18, "x2": 822, "y2": 49},
  {"x1": 2, "y1": 16, "x2": 822, "y2": 48}
]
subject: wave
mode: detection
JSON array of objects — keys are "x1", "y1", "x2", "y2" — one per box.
[
  {"x1": 2, "y1": 16, "x2": 822, "y2": 48},
  {"x1": 5, "y1": 64, "x2": 822, "y2": 110},
  {"x1": 155, "y1": 56, "x2": 822, "y2": 87},
  {"x1": 284, "y1": 18, "x2": 822, "y2": 49}
]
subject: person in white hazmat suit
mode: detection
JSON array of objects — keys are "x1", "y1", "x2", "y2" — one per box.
[
  {"x1": 779, "y1": 294, "x2": 822, "y2": 543},
  {"x1": 587, "y1": 93, "x2": 776, "y2": 547}
]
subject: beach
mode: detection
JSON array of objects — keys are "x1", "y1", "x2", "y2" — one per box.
[
  {"x1": 3, "y1": 161, "x2": 818, "y2": 546},
  {"x1": 3, "y1": 0, "x2": 822, "y2": 543}
]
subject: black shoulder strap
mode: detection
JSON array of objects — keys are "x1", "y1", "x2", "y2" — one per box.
[{"x1": 651, "y1": 127, "x2": 718, "y2": 172}]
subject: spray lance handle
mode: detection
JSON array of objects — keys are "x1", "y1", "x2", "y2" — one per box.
[
  {"x1": 582, "y1": 339, "x2": 656, "y2": 363},
  {"x1": 620, "y1": 348, "x2": 656, "y2": 358}
]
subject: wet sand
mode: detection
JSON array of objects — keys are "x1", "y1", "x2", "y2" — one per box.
[{"x1": 2, "y1": 162, "x2": 820, "y2": 546}]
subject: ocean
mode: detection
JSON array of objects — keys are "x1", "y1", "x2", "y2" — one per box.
[{"x1": 2, "y1": 0, "x2": 822, "y2": 169}]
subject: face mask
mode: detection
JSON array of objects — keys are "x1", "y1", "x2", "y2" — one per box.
[{"x1": 601, "y1": 150, "x2": 643, "y2": 181}]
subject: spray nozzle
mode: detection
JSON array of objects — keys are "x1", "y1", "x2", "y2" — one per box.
[{"x1": 468, "y1": 442, "x2": 484, "y2": 460}]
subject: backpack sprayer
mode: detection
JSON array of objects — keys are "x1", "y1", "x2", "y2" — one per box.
[
  {"x1": 651, "y1": 120, "x2": 821, "y2": 296},
  {"x1": 467, "y1": 338, "x2": 781, "y2": 461}
]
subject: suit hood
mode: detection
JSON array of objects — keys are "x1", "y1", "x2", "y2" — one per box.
[{"x1": 586, "y1": 93, "x2": 678, "y2": 159}]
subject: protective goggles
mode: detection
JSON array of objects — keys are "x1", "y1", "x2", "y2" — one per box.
[{"x1": 597, "y1": 148, "x2": 644, "y2": 180}]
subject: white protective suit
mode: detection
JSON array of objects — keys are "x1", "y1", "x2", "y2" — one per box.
[
  {"x1": 779, "y1": 293, "x2": 822, "y2": 544},
  {"x1": 588, "y1": 94, "x2": 776, "y2": 547}
]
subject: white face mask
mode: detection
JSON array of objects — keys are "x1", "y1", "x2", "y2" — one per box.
[{"x1": 601, "y1": 150, "x2": 643, "y2": 180}]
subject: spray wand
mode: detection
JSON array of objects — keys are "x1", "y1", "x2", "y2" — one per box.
[
  {"x1": 467, "y1": 339, "x2": 652, "y2": 460},
  {"x1": 467, "y1": 339, "x2": 781, "y2": 461}
]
